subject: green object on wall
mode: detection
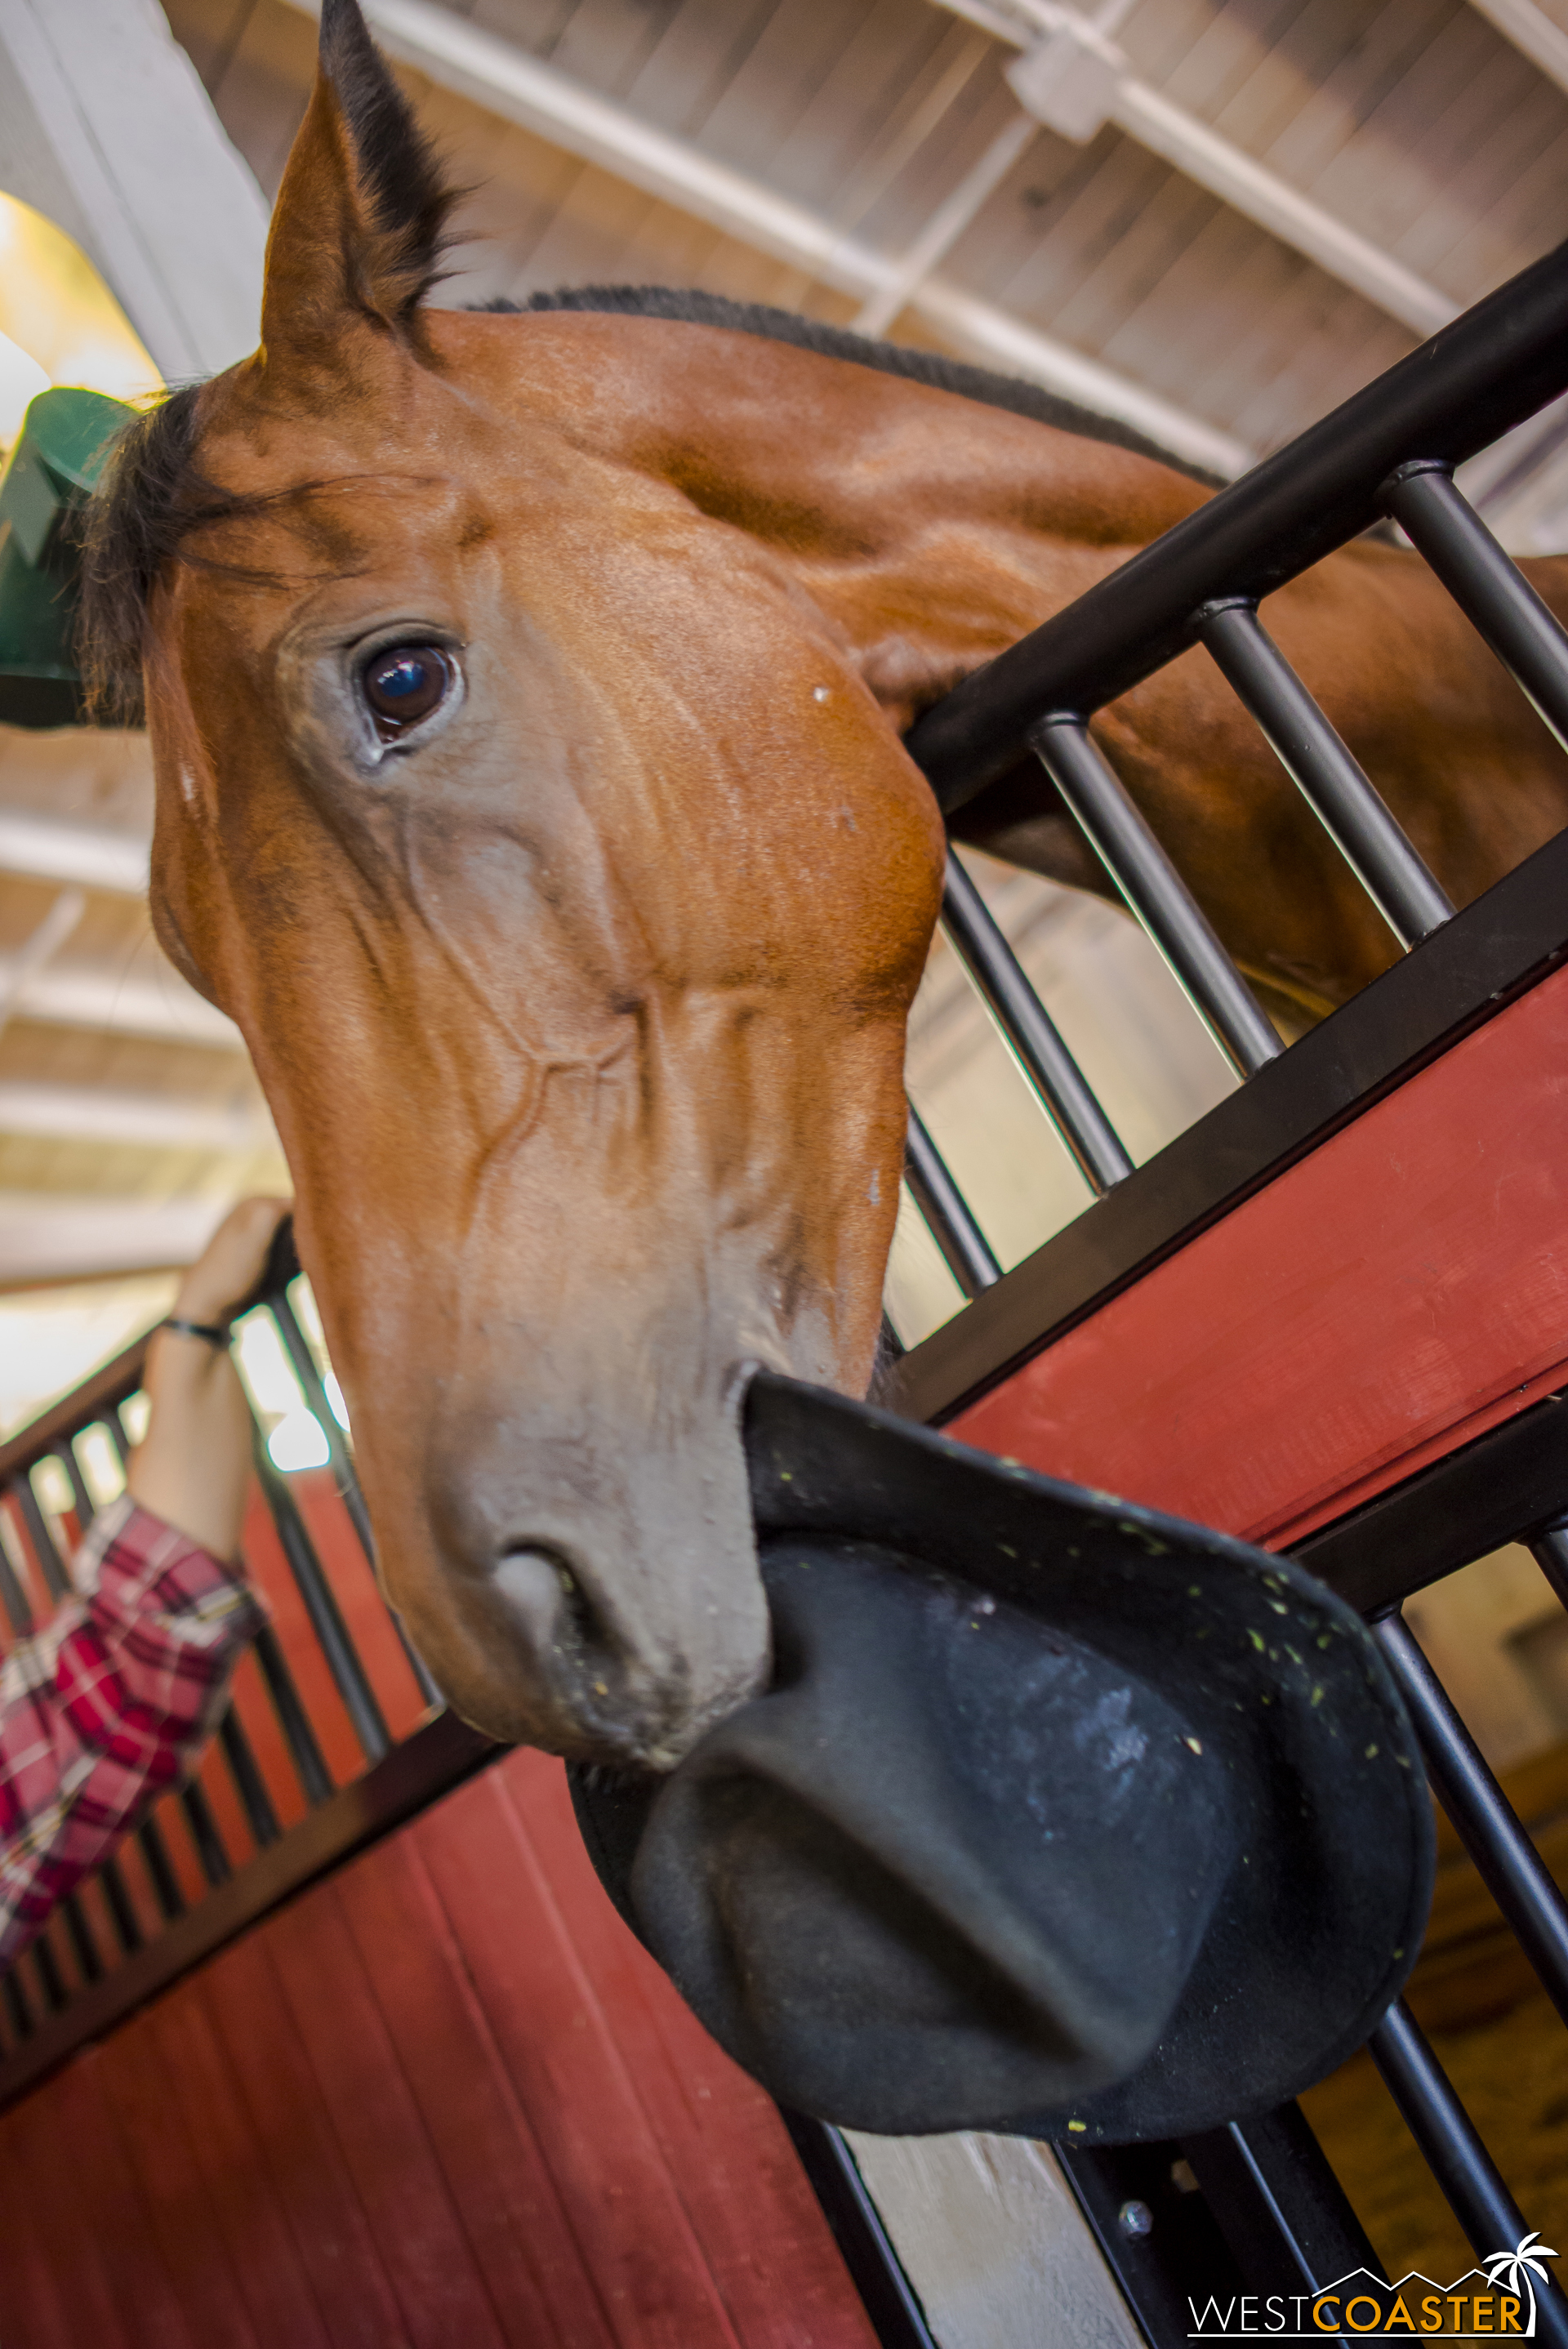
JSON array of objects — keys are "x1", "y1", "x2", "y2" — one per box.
[{"x1": 0, "y1": 386, "x2": 134, "y2": 729}]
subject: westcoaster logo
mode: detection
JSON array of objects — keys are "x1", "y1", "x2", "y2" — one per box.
[{"x1": 1187, "y1": 2234, "x2": 1559, "y2": 2338}]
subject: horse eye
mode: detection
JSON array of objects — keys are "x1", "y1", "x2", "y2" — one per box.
[{"x1": 359, "y1": 644, "x2": 454, "y2": 737}]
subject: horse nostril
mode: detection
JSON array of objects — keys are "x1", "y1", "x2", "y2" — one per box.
[{"x1": 494, "y1": 1546, "x2": 617, "y2": 1679}]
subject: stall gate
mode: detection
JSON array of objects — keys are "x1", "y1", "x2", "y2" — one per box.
[{"x1": 3, "y1": 230, "x2": 1568, "y2": 2348}]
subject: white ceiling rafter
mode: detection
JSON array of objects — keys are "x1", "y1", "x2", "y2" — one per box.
[
  {"x1": 7, "y1": 964, "x2": 241, "y2": 1050},
  {"x1": 1469, "y1": 0, "x2": 1568, "y2": 91},
  {"x1": 936, "y1": 0, "x2": 1458, "y2": 339},
  {"x1": 278, "y1": 0, "x2": 1250, "y2": 479},
  {"x1": 0, "y1": 1193, "x2": 230, "y2": 1290},
  {"x1": 0, "y1": 1079, "x2": 272, "y2": 1154},
  {"x1": 0, "y1": 809, "x2": 149, "y2": 895}
]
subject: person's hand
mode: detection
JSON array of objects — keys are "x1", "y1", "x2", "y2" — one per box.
[
  {"x1": 132, "y1": 1197, "x2": 292, "y2": 1558},
  {"x1": 171, "y1": 1197, "x2": 292, "y2": 1329}
]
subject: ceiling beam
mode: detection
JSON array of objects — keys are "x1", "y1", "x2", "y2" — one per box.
[
  {"x1": 0, "y1": 807, "x2": 149, "y2": 894},
  {"x1": 944, "y1": 0, "x2": 1456, "y2": 340},
  {"x1": 1468, "y1": 0, "x2": 1568, "y2": 93},
  {"x1": 280, "y1": 0, "x2": 1250, "y2": 479},
  {"x1": 9, "y1": 962, "x2": 241, "y2": 1049},
  {"x1": 0, "y1": 1192, "x2": 225, "y2": 1288},
  {"x1": 0, "y1": 1079, "x2": 273, "y2": 1153}
]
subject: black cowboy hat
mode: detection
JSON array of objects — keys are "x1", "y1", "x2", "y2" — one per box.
[{"x1": 570, "y1": 1371, "x2": 1432, "y2": 2144}]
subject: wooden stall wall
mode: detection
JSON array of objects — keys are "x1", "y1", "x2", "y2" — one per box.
[{"x1": 0, "y1": 1748, "x2": 878, "y2": 2349}]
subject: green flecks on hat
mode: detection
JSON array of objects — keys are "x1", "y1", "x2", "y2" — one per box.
[
  {"x1": 997, "y1": 1543, "x2": 1017, "y2": 1558},
  {"x1": 1284, "y1": 1645, "x2": 1302, "y2": 1665},
  {"x1": 1365, "y1": 1744, "x2": 1379, "y2": 1759},
  {"x1": 1067, "y1": 2119, "x2": 1086, "y2": 2133},
  {"x1": 1247, "y1": 1628, "x2": 1265, "y2": 1651},
  {"x1": 1311, "y1": 1686, "x2": 1325, "y2": 1705},
  {"x1": 1267, "y1": 1600, "x2": 1289, "y2": 1616},
  {"x1": 1316, "y1": 1634, "x2": 1333, "y2": 1648},
  {"x1": 1187, "y1": 1584, "x2": 1202, "y2": 1598},
  {"x1": 1183, "y1": 1736, "x2": 1203, "y2": 1755}
]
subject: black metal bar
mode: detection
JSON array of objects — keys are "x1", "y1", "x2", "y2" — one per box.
[
  {"x1": 1198, "y1": 600, "x2": 1454, "y2": 948},
  {"x1": 30, "y1": 1932, "x2": 66, "y2": 2015},
  {"x1": 1181, "y1": 2106, "x2": 1383, "y2": 2302},
  {"x1": 1375, "y1": 1612, "x2": 1568, "y2": 2026},
  {"x1": 896, "y1": 826, "x2": 1568, "y2": 1429},
  {"x1": 1370, "y1": 2002, "x2": 1568, "y2": 2347},
  {"x1": 177, "y1": 1781, "x2": 233, "y2": 1890},
  {"x1": 939, "y1": 854, "x2": 1133, "y2": 1194},
  {"x1": 11, "y1": 1474, "x2": 70, "y2": 1602},
  {"x1": 778, "y1": 2115, "x2": 938, "y2": 2349},
  {"x1": 216, "y1": 1707, "x2": 281, "y2": 1849},
  {"x1": 264, "y1": 1290, "x2": 443, "y2": 1709},
  {"x1": 1060, "y1": 2137, "x2": 1245, "y2": 2349},
  {"x1": 96, "y1": 1859, "x2": 144, "y2": 1957},
  {"x1": 1294, "y1": 1388, "x2": 1568, "y2": 1620},
  {"x1": 1, "y1": 1970, "x2": 32, "y2": 2042},
  {"x1": 265, "y1": 1289, "x2": 374, "y2": 1558},
  {"x1": 252, "y1": 1433, "x2": 390, "y2": 1767},
  {"x1": 1031, "y1": 718, "x2": 1281, "y2": 1078},
  {"x1": 52, "y1": 1440, "x2": 95, "y2": 1531},
  {"x1": 1530, "y1": 1521, "x2": 1568, "y2": 1612},
  {"x1": 0, "y1": 1509, "x2": 34, "y2": 1638},
  {"x1": 136, "y1": 1816, "x2": 186, "y2": 1924},
  {"x1": 57, "y1": 1892, "x2": 103, "y2": 1987},
  {"x1": 250, "y1": 1621, "x2": 334, "y2": 1806},
  {"x1": 906, "y1": 233, "x2": 1568, "y2": 807},
  {"x1": 903, "y1": 1107, "x2": 1001, "y2": 1299},
  {"x1": 1383, "y1": 463, "x2": 1568, "y2": 756},
  {"x1": 104, "y1": 1409, "x2": 131, "y2": 1470}
]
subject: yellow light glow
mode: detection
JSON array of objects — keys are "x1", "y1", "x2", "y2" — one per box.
[
  {"x1": 0, "y1": 328, "x2": 50, "y2": 448},
  {"x1": 0, "y1": 194, "x2": 161, "y2": 453}
]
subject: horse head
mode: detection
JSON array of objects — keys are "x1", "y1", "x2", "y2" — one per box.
[{"x1": 89, "y1": 0, "x2": 944, "y2": 1766}]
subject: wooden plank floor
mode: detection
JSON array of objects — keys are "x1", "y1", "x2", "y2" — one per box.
[{"x1": 0, "y1": 1749, "x2": 879, "y2": 2349}]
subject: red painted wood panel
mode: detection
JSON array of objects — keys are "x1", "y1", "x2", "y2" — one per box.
[
  {"x1": 0, "y1": 1751, "x2": 878, "y2": 2349},
  {"x1": 955, "y1": 961, "x2": 1568, "y2": 1547}
]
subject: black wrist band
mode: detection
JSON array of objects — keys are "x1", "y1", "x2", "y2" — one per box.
[{"x1": 158, "y1": 1315, "x2": 231, "y2": 1350}]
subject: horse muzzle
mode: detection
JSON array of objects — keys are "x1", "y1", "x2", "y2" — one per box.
[{"x1": 394, "y1": 1380, "x2": 773, "y2": 1768}]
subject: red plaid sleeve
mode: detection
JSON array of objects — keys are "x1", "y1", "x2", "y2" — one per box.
[{"x1": 0, "y1": 1497, "x2": 267, "y2": 1969}]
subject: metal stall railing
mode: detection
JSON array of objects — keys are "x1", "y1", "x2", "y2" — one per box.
[
  {"x1": 878, "y1": 230, "x2": 1568, "y2": 2343},
  {"x1": 2, "y1": 236, "x2": 1568, "y2": 2343},
  {"x1": 0, "y1": 1249, "x2": 474, "y2": 2068}
]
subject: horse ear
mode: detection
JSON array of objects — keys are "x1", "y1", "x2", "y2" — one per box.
[{"x1": 260, "y1": 0, "x2": 456, "y2": 361}]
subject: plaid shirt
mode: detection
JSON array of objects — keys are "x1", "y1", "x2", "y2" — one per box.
[{"x1": 0, "y1": 1497, "x2": 266, "y2": 1969}]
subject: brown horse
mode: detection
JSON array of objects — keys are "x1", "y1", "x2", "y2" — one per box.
[{"x1": 82, "y1": 0, "x2": 1568, "y2": 1769}]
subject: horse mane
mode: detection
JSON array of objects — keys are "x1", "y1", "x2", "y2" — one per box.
[{"x1": 478, "y1": 286, "x2": 1222, "y2": 491}]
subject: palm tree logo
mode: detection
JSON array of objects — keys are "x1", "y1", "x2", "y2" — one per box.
[{"x1": 1484, "y1": 2233, "x2": 1559, "y2": 2327}]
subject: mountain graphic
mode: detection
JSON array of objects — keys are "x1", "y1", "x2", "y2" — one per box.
[{"x1": 1312, "y1": 2267, "x2": 1530, "y2": 2333}]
